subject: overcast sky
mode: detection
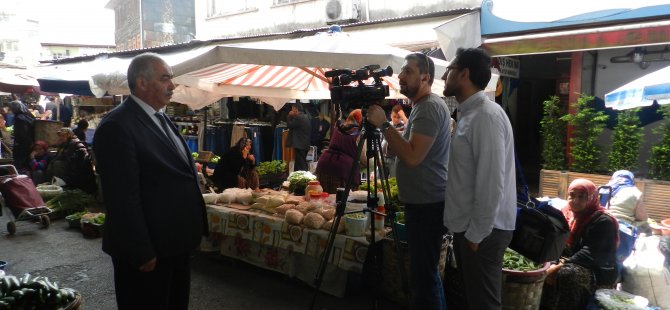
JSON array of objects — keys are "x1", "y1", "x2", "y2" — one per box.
[
  {"x1": 491, "y1": 0, "x2": 670, "y2": 22},
  {"x1": 32, "y1": 0, "x2": 115, "y2": 45}
]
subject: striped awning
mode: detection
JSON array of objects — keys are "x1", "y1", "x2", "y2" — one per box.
[{"x1": 173, "y1": 62, "x2": 419, "y2": 102}]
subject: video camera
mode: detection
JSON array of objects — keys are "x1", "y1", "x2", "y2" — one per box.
[{"x1": 325, "y1": 65, "x2": 392, "y2": 110}]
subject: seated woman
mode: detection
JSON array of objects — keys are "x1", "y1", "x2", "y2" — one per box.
[
  {"x1": 212, "y1": 137, "x2": 259, "y2": 191},
  {"x1": 47, "y1": 128, "x2": 97, "y2": 195},
  {"x1": 540, "y1": 179, "x2": 619, "y2": 310},
  {"x1": 315, "y1": 109, "x2": 366, "y2": 194},
  {"x1": 28, "y1": 140, "x2": 52, "y2": 185},
  {"x1": 600, "y1": 170, "x2": 648, "y2": 225}
]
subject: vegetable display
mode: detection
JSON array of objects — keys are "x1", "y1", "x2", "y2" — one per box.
[
  {"x1": 503, "y1": 248, "x2": 543, "y2": 271},
  {"x1": 45, "y1": 189, "x2": 97, "y2": 216},
  {"x1": 395, "y1": 211, "x2": 405, "y2": 224},
  {"x1": 257, "y1": 160, "x2": 287, "y2": 176},
  {"x1": 360, "y1": 177, "x2": 400, "y2": 207},
  {"x1": 0, "y1": 273, "x2": 77, "y2": 309},
  {"x1": 287, "y1": 171, "x2": 316, "y2": 194}
]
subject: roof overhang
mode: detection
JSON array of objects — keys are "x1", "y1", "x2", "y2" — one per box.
[{"x1": 481, "y1": 19, "x2": 670, "y2": 57}]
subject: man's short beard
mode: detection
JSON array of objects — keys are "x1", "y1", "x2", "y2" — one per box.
[{"x1": 401, "y1": 86, "x2": 418, "y2": 100}]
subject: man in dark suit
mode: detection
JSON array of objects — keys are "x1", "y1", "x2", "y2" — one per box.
[
  {"x1": 93, "y1": 53, "x2": 208, "y2": 310},
  {"x1": 286, "y1": 102, "x2": 311, "y2": 171}
]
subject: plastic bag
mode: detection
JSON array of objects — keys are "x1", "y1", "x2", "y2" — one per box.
[{"x1": 595, "y1": 289, "x2": 647, "y2": 310}]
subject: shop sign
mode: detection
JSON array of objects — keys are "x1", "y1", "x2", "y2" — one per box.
[{"x1": 498, "y1": 57, "x2": 520, "y2": 78}]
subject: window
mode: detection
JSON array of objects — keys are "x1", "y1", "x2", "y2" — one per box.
[{"x1": 207, "y1": 0, "x2": 255, "y2": 17}]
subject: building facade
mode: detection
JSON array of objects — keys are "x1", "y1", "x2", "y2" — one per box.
[
  {"x1": 0, "y1": 3, "x2": 41, "y2": 67},
  {"x1": 105, "y1": 0, "x2": 196, "y2": 50}
]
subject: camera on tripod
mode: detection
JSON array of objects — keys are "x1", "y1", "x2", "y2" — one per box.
[{"x1": 325, "y1": 65, "x2": 393, "y2": 110}]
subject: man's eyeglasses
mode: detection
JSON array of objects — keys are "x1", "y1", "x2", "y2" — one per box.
[{"x1": 446, "y1": 66, "x2": 459, "y2": 74}]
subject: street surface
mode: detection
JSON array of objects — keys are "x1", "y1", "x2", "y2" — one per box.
[{"x1": 0, "y1": 214, "x2": 405, "y2": 309}]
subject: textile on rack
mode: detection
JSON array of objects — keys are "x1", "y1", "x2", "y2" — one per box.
[
  {"x1": 230, "y1": 125, "x2": 246, "y2": 148},
  {"x1": 282, "y1": 130, "x2": 293, "y2": 163}
]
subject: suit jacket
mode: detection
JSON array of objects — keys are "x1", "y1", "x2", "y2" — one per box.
[
  {"x1": 286, "y1": 112, "x2": 311, "y2": 150},
  {"x1": 93, "y1": 97, "x2": 207, "y2": 268}
]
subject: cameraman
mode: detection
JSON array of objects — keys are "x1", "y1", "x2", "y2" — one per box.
[{"x1": 367, "y1": 53, "x2": 451, "y2": 310}]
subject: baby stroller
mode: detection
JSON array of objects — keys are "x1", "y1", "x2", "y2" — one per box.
[{"x1": 0, "y1": 165, "x2": 51, "y2": 235}]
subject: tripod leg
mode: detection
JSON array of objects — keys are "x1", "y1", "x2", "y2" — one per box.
[
  {"x1": 371, "y1": 133, "x2": 410, "y2": 296},
  {"x1": 310, "y1": 131, "x2": 367, "y2": 310}
]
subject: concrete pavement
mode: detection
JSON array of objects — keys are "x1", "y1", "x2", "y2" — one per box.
[{"x1": 0, "y1": 213, "x2": 405, "y2": 309}]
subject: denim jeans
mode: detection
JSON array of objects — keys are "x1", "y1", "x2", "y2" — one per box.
[{"x1": 405, "y1": 202, "x2": 447, "y2": 310}]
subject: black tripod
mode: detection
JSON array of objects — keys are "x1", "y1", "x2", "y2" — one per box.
[{"x1": 309, "y1": 107, "x2": 408, "y2": 310}]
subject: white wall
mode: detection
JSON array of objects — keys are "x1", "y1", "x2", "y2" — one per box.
[
  {"x1": 592, "y1": 47, "x2": 670, "y2": 99},
  {"x1": 194, "y1": 0, "x2": 479, "y2": 40}
]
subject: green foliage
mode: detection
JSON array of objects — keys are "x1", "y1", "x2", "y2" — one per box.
[
  {"x1": 359, "y1": 177, "x2": 400, "y2": 207},
  {"x1": 608, "y1": 109, "x2": 643, "y2": 171},
  {"x1": 540, "y1": 95, "x2": 566, "y2": 170},
  {"x1": 257, "y1": 160, "x2": 287, "y2": 176},
  {"x1": 560, "y1": 94, "x2": 609, "y2": 173},
  {"x1": 648, "y1": 106, "x2": 670, "y2": 180}
]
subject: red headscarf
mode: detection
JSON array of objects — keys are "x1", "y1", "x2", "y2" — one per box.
[{"x1": 562, "y1": 178, "x2": 619, "y2": 247}]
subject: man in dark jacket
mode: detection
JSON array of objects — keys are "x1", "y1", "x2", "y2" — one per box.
[
  {"x1": 9, "y1": 98, "x2": 34, "y2": 171},
  {"x1": 93, "y1": 53, "x2": 208, "y2": 310},
  {"x1": 286, "y1": 102, "x2": 311, "y2": 171}
]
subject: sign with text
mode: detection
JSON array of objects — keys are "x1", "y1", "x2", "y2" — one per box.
[{"x1": 498, "y1": 57, "x2": 520, "y2": 78}]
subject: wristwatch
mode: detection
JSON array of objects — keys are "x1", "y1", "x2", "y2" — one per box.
[{"x1": 381, "y1": 121, "x2": 393, "y2": 131}]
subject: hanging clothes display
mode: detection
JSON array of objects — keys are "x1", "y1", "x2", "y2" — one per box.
[
  {"x1": 230, "y1": 125, "x2": 246, "y2": 148},
  {"x1": 273, "y1": 125, "x2": 285, "y2": 160}
]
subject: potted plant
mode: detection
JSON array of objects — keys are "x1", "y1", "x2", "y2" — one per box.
[
  {"x1": 608, "y1": 108, "x2": 643, "y2": 172},
  {"x1": 561, "y1": 94, "x2": 609, "y2": 173},
  {"x1": 540, "y1": 95, "x2": 566, "y2": 171},
  {"x1": 648, "y1": 106, "x2": 670, "y2": 180}
]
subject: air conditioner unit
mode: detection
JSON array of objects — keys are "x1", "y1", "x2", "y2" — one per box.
[{"x1": 325, "y1": 0, "x2": 360, "y2": 25}]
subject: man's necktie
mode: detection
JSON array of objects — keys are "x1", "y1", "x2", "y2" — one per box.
[{"x1": 155, "y1": 112, "x2": 179, "y2": 150}]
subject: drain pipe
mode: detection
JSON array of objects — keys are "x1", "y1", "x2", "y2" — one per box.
[
  {"x1": 365, "y1": 0, "x2": 370, "y2": 21},
  {"x1": 591, "y1": 51, "x2": 598, "y2": 95}
]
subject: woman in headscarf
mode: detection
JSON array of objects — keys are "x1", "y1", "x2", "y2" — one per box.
[
  {"x1": 315, "y1": 109, "x2": 366, "y2": 194},
  {"x1": 9, "y1": 99, "x2": 35, "y2": 171},
  {"x1": 600, "y1": 170, "x2": 647, "y2": 225},
  {"x1": 28, "y1": 140, "x2": 52, "y2": 185},
  {"x1": 212, "y1": 137, "x2": 259, "y2": 191},
  {"x1": 540, "y1": 179, "x2": 619, "y2": 310},
  {"x1": 47, "y1": 128, "x2": 96, "y2": 194}
]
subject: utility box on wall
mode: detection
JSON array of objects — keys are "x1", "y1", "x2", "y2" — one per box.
[{"x1": 325, "y1": 0, "x2": 360, "y2": 24}]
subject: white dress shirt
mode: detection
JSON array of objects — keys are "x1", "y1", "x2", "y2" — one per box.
[
  {"x1": 132, "y1": 95, "x2": 189, "y2": 161},
  {"x1": 443, "y1": 91, "x2": 517, "y2": 243}
]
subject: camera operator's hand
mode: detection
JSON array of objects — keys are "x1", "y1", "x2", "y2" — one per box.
[{"x1": 366, "y1": 105, "x2": 387, "y2": 128}]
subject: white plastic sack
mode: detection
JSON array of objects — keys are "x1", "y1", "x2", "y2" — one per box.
[{"x1": 621, "y1": 235, "x2": 670, "y2": 309}]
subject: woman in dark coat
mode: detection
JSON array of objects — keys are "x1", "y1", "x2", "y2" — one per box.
[
  {"x1": 315, "y1": 109, "x2": 364, "y2": 194},
  {"x1": 540, "y1": 178, "x2": 619, "y2": 310},
  {"x1": 212, "y1": 137, "x2": 259, "y2": 190},
  {"x1": 48, "y1": 128, "x2": 96, "y2": 195},
  {"x1": 9, "y1": 100, "x2": 35, "y2": 171}
]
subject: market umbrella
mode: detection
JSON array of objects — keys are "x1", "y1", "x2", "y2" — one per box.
[
  {"x1": 36, "y1": 62, "x2": 98, "y2": 97},
  {"x1": 605, "y1": 64, "x2": 670, "y2": 110},
  {"x1": 170, "y1": 32, "x2": 454, "y2": 106},
  {"x1": 0, "y1": 67, "x2": 41, "y2": 94}
]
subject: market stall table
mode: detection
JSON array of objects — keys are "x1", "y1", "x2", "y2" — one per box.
[{"x1": 201, "y1": 203, "x2": 386, "y2": 297}]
